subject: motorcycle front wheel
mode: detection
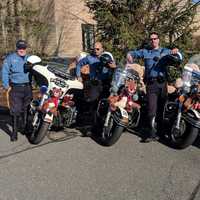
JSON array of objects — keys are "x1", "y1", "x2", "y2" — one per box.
[
  {"x1": 99, "y1": 117, "x2": 124, "y2": 146},
  {"x1": 28, "y1": 122, "x2": 50, "y2": 144},
  {"x1": 26, "y1": 112, "x2": 50, "y2": 144},
  {"x1": 170, "y1": 119, "x2": 199, "y2": 149}
]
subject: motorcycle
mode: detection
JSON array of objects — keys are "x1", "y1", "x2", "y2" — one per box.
[
  {"x1": 94, "y1": 53, "x2": 184, "y2": 146},
  {"x1": 163, "y1": 54, "x2": 200, "y2": 149},
  {"x1": 93, "y1": 67, "x2": 142, "y2": 146},
  {"x1": 25, "y1": 55, "x2": 83, "y2": 144}
]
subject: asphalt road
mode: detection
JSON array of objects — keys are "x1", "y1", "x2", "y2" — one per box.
[{"x1": 0, "y1": 113, "x2": 200, "y2": 200}]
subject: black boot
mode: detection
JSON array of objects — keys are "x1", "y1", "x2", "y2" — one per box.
[
  {"x1": 141, "y1": 116, "x2": 159, "y2": 143},
  {"x1": 149, "y1": 116, "x2": 159, "y2": 141},
  {"x1": 19, "y1": 111, "x2": 27, "y2": 135},
  {"x1": 10, "y1": 115, "x2": 18, "y2": 142}
]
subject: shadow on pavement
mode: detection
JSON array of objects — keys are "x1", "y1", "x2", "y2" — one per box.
[
  {"x1": 193, "y1": 136, "x2": 200, "y2": 149},
  {"x1": 0, "y1": 108, "x2": 85, "y2": 160},
  {"x1": 0, "y1": 106, "x2": 12, "y2": 138},
  {"x1": 0, "y1": 130, "x2": 80, "y2": 161},
  {"x1": 129, "y1": 125, "x2": 200, "y2": 150}
]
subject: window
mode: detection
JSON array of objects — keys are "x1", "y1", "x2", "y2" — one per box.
[{"x1": 82, "y1": 24, "x2": 95, "y2": 52}]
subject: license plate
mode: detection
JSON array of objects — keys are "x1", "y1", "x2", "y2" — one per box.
[{"x1": 119, "y1": 107, "x2": 128, "y2": 118}]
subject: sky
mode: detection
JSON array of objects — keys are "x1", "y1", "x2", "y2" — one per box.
[{"x1": 192, "y1": 0, "x2": 200, "y2": 3}]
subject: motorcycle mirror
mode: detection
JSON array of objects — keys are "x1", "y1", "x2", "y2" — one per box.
[{"x1": 27, "y1": 55, "x2": 42, "y2": 64}]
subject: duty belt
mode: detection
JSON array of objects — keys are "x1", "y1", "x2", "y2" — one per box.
[
  {"x1": 10, "y1": 82, "x2": 31, "y2": 87},
  {"x1": 147, "y1": 76, "x2": 166, "y2": 84}
]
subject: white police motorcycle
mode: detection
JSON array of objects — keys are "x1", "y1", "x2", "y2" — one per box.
[
  {"x1": 25, "y1": 55, "x2": 83, "y2": 144},
  {"x1": 163, "y1": 54, "x2": 200, "y2": 149}
]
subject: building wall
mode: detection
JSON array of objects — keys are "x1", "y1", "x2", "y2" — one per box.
[
  {"x1": 36, "y1": 0, "x2": 57, "y2": 56},
  {"x1": 193, "y1": 6, "x2": 200, "y2": 37},
  {"x1": 25, "y1": 0, "x2": 95, "y2": 57},
  {"x1": 54, "y1": 0, "x2": 95, "y2": 57}
]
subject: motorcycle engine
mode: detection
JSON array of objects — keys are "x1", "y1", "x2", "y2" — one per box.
[
  {"x1": 128, "y1": 108, "x2": 140, "y2": 128},
  {"x1": 163, "y1": 102, "x2": 178, "y2": 121},
  {"x1": 61, "y1": 106, "x2": 77, "y2": 127}
]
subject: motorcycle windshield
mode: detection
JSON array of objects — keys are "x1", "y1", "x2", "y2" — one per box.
[
  {"x1": 184, "y1": 54, "x2": 200, "y2": 85},
  {"x1": 111, "y1": 68, "x2": 127, "y2": 93}
]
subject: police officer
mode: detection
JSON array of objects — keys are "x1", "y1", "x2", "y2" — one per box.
[
  {"x1": 1, "y1": 40, "x2": 32, "y2": 141},
  {"x1": 98, "y1": 51, "x2": 116, "y2": 98},
  {"x1": 127, "y1": 32, "x2": 180, "y2": 142},
  {"x1": 76, "y1": 42, "x2": 104, "y2": 81},
  {"x1": 76, "y1": 42, "x2": 116, "y2": 99},
  {"x1": 76, "y1": 42, "x2": 116, "y2": 81}
]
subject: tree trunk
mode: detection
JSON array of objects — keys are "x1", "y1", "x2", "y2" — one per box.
[{"x1": 0, "y1": 1, "x2": 8, "y2": 53}]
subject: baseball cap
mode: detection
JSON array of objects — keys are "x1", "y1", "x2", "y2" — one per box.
[{"x1": 16, "y1": 40, "x2": 27, "y2": 49}]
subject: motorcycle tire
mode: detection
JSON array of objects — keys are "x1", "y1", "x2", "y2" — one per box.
[
  {"x1": 100, "y1": 121, "x2": 124, "y2": 147},
  {"x1": 28, "y1": 121, "x2": 50, "y2": 145},
  {"x1": 170, "y1": 121, "x2": 199, "y2": 149}
]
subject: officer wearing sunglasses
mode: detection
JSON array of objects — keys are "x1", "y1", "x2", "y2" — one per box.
[
  {"x1": 127, "y1": 32, "x2": 181, "y2": 142},
  {"x1": 76, "y1": 42, "x2": 104, "y2": 81}
]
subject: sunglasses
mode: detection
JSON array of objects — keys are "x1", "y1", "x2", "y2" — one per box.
[
  {"x1": 150, "y1": 37, "x2": 158, "y2": 41},
  {"x1": 17, "y1": 48, "x2": 27, "y2": 50}
]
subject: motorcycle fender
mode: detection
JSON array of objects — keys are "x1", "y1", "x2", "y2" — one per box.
[
  {"x1": 192, "y1": 109, "x2": 200, "y2": 119},
  {"x1": 183, "y1": 109, "x2": 200, "y2": 129},
  {"x1": 44, "y1": 113, "x2": 54, "y2": 123},
  {"x1": 186, "y1": 109, "x2": 200, "y2": 120}
]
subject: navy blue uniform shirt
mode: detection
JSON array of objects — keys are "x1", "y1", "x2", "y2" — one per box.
[
  {"x1": 1, "y1": 52, "x2": 29, "y2": 89},
  {"x1": 128, "y1": 48, "x2": 171, "y2": 79},
  {"x1": 76, "y1": 55, "x2": 100, "y2": 79}
]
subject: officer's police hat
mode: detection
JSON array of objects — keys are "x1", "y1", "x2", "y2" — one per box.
[{"x1": 16, "y1": 40, "x2": 27, "y2": 49}]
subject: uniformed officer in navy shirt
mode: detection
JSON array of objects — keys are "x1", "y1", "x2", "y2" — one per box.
[
  {"x1": 127, "y1": 32, "x2": 181, "y2": 142},
  {"x1": 2, "y1": 40, "x2": 32, "y2": 141},
  {"x1": 76, "y1": 42, "x2": 116, "y2": 81}
]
